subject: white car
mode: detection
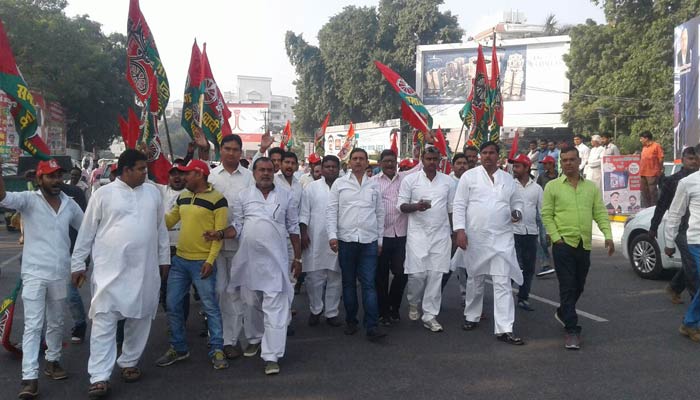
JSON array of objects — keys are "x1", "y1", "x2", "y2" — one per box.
[{"x1": 622, "y1": 206, "x2": 682, "y2": 279}]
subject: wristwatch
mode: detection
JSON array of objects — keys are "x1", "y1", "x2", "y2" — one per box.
[{"x1": 293, "y1": 258, "x2": 302, "y2": 263}]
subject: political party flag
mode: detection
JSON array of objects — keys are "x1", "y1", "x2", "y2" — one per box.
[
  {"x1": 460, "y1": 45, "x2": 490, "y2": 147},
  {"x1": 126, "y1": 0, "x2": 169, "y2": 117},
  {"x1": 375, "y1": 61, "x2": 432, "y2": 133},
  {"x1": 508, "y1": 130, "x2": 520, "y2": 160},
  {"x1": 315, "y1": 113, "x2": 330, "y2": 155},
  {"x1": 181, "y1": 39, "x2": 203, "y2": 140},
  {"x1": 280, "y1": 120, "x2": 293, "y2": 151},
  {"x1": 200, "y1": 43, "x2": 231, "y2": 153},
  {"x1": 488, "y1": 38, "x2": 503, "y2": 142},
  {"x1": 0, "y1": 279, "x2": 22, "y2": 356},
  {"x1": 0, "y1": 20, "x2": 51, "y2": 160},
  {"x1": 337, "y1": 121, "x2": 355, "y2": 161},
  {"x1": 433, "y1": 126, "x2": 451, "y2": 174},
  {"x1": 390, "y1": 129, "x2": 399, "y2": 156},
  {"x1": 138, "y1": 111, "x2": 171, "y2": 184}
]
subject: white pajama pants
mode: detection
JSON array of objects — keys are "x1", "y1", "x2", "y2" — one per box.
[
  {"x1": 456, "y1": 268, "x2": 467, "y2": 302},
  {"x1": 305, "y1": 269, "x2": 342, "y2": 318},
  {"x1": 88, "y1": 311, "x2": 152, "y2": 384},
  {"x1": 241, "y1": 288, "x2": 290, "y2": 362},
  {"x1": 406, "y1": 270, "x2": 444, "y2": 323},
  {"x1": 216, "y1": 251, "x2": 263, "y2": 346},
  {"x1": 463, "y1": 275, "x2": 515, "y2": 334},
  {"x1": 21, "y1": 278, "x2": 66, "y2": 380}
]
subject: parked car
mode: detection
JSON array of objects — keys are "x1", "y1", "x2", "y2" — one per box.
[{"x1": 622, "y1": 206, "x2": 682, "y2": 279}]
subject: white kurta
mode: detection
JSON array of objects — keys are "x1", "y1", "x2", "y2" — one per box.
[
  {"x1": 229, "y1": 185, "x2": 299, "y2": 300},
  {"x1": 398, "y1": 171, "x2": 456, "y2": 274},
  {"x1": 452, "y1": 166, "x2": 524, "y2": 285},
  {"x1": 299, "y1": 179, "x2": 340, "y2": 273},
  {"x1": 71, "y1": 178, "x2": 170, "y2": 319}
]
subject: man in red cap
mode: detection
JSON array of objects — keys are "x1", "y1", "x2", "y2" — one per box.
[
  {"x1": 1, "y1": 159, "x2": 84, "y2": 399},
  {"x1": 510, "y1": 154, "x2": 543, "y2": 311},
  {"x1": 157, "y1": 159, "x2": 230, "y2": 370},
  {"x1": 300, "y1": 153, "x2": 322, "y2": 188}
]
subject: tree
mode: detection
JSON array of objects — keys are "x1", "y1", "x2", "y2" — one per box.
[
  {"x1": 564, "y1": 1, "x2": 700, "y2": 155},
  {"x1": 286, "y1": 0, "x2": 463, "y2": 139},
  {"x1": 1, "y1": 0, "x2": 133, "y2": 151}
]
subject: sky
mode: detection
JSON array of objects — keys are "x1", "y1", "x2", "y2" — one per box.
[{"x1": 64, "y1": 0, "x2": 606, "y2": 102}]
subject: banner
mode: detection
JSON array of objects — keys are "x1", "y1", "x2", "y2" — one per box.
[
  {"x1": 602, "y1": 155, "x2": 642, "y2": 215},
  {"x1": 674, "y1": 17, "x2": 700, "y2": 160}
]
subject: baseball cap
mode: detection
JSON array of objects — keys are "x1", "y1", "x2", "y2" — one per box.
[
  {"x1": 176, "y1": 159, "x2": 210, "y2": 176},
  {"x1": 36, "y1": 159, "x2": 65, "y2": 177},
  {"x1": 539, "y1": 156, "x2": 556, "y2": 164},
  {"x1": 509, "y1": 153, "x2": 532, "y2": 168},
  {"x1": 308, "y1": 153, "x2": 321, "y2": 164},
  {"x1": 398, "y1": 159, "x2": 418, "y2": 169},
  {"x1": 169, "y1": 158, "x2": 187, "y2": 173}
]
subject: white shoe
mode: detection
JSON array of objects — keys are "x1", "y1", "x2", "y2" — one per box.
[
  {"x1": 408, "y1": 305, "x2": 420, "y2": 321},
  {"x1": 423, "y1": 318, "x2": 443, "y2": 332}
]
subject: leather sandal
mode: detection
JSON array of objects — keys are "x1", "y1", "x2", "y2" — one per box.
[{"x1": 121, "y1": 367, "x2": 141, "y2": 383}]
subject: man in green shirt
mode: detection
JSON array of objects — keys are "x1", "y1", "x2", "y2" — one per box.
[{"x1": 541, "y1": 146, "x2": 614, "y2": 350}]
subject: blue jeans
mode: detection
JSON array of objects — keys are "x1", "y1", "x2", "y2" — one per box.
[
  {"x1": 67, "y1": 284, "x2": 86, "y2": 329},
  {"x1": 167, "y1": 255, "x2": 223, "y2": 356},
  {"x1": 338, "y1": 241, "x2": 379, "y2": 332},
  {"x1": 682, "y1": 245, "x2": 700, "y2": 328}
]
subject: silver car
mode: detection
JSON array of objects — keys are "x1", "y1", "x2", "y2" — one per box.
[{"x1": 622, "y1": 206, "x2": 682, "y2": 279}]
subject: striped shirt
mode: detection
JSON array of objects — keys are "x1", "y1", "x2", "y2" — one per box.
[{"x1": 371, "y1": 163, "x2": 421, "y2": 238}]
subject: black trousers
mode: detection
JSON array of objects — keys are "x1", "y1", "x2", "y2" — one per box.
[
  {"x1": 670, "y1": 233, "x2": 698, "y2": 298},
  {"x1": 514, "y1": 234, "x2": 538, "y2": 301},
  {"x1": 376, "y1": 236, "x2": 408, "y2": 318},
  {"x1": 552, "y1": 241, "x2": 591, "y2": 334}
]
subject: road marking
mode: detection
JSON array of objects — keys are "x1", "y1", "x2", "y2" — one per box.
[
  {"x1": 485, "y1": 279, "x2": 609, "y2": 323},
  {"x1": 0, "y1": 253, "x2": 21, "y2": 269}
]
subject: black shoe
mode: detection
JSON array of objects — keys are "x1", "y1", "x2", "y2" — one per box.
[
  {"x1": 366, "y1": 328, "x2": 387, "y2": 342},
  {"x1": 308, "y1": 312, "x2": 321, "y2": 327},
  {"x1": 326, "y1": 316, "x2": 343, "y2": 327},
  {"x1": 71, "y1": 322, "x2": 87, "y2": 344},
  {"x1": 389, "y1": 311, "x2": 400, "y2": 323},
  {"x1": 496, "y1": 332, "x2": 524, "y2": 345},
  {"x1": 344, "y1": 323, "x2": 359, "y2": 335},
  {"x1": 462, "y1": 320, "x2": 478, "y2": 331},
  {"x1": 517, "y1": 299, "x2": 535, "y2": 311},
  {"x1": 378, "y1": 316, "x2": 392, "y2": 327}
]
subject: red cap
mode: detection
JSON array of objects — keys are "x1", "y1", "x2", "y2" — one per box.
[
  {"x1": 36, "y1": 159, "x2": 64, "y2": 177},
  {"x1": 509, "y1": 154, "x2": 532, "y2": 168},
  {"x1": 308, "y1": 153, "x2": 321, "y2": 164},
  {"x1": 176, "y1": 159, "x2": 210, "y2": 176},
  {"x1": 110, "y1": 164, "x2": 118, "y2": 172},
  {"x1": 540, "y1": 155, "x2": 556, "y2": 164},
  {"x1": 398, "y1": 159, "x2": 418, "y2": 169}
]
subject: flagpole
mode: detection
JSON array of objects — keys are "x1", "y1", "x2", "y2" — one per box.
[
  {"x1": 162, "y1": 113, "x2": 175, "y2": 161},
  {"x1": 455, "y1": 119, "x2": 466, "y2": 152}
]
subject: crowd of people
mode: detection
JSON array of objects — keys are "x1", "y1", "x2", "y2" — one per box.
[{"x1": 8, "y1": 129, "x2": 700, "y2": 400}]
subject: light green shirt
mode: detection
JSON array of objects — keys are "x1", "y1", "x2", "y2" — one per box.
[{"x1": 541, "y1": 175, "x2": 612, "y2": 250}]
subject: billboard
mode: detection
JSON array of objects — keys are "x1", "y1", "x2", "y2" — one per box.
[
  {"x1": 416, "y1": 36, "x2": 570, "y2": 130},
  {"x1": 674, "y1": 17, "x2": 700, "y2": 160},
  {"x1": 226, "y1": 103, "x2": 267, "y2": 144},
  {"x1": 602, "y1": 155, "x2": 642, "y2": 215},
  {"x1": 325, "y1": 119, "x2": 400, "y2": 159}
]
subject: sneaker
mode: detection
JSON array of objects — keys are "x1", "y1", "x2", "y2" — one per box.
[
  {"x1": 565, "y1": 333, "x2": 581, "y2": 350},
  {"x1": 18, "y1": 379, "x2": 38, "y2": 399},
  {"x1": 423, "y1": 318, "x2": 444, "y2": 333},
  {"x1": 344, "y1": 323, "x2": 359, "y2": 335},
  {"x1": 667, "y1": 285, "x2": 684, "y2": 305},
  {"x1": 308, "y1": 312, "x2": 321, "y2": 327},
  {"x1": 536, "y1": 266, "x2": 555, "y2": 277},
  {"x1": 211, "y1": 350, "x2": 229, "y2": 369},
  {"x1": 223, "y1": 343, "x2": 243, "y2": 360},
  {"x1": 462, "y1": 320, "x2": 479, "y2": 331},
  {"x1": 366, "y1": 328, "x2": 387, "y2": 342},
  {"x1": 71, "y1": 322, "x2": 86, "y2": 344},
  {"x1": 408, "y1": 304, "x2": 420, "y2": 321},
  {"x1": 44, "y1": 360, "x2": 68, "y2": 380},
  {"x1": 378, "y1": 316, "x2": 392, "y2": 327},
  {"x1": 155, "y1": 347, "x2": 190, "y2": 367},
  {"x1": 244, "y1": 342, "x2": 261, "y2": 357},
  {"x1": 554, "y1": 308, "x2": 565, "y2": 328},
  {"x1": 264, "y1": 361, "x2": 280, "y2": 375},
  {"x1": 679, "y1": 324, "x2": 700, "y2": 342},
  {"x1": 496, "y1": 332, "x2": 525, "y2": 345},
  {"x1": 517, "y1": 299, "x2": 535, "y2": 311},
  {"x1": 326, "y1": 316, "x2": 343, "y2": 327}
]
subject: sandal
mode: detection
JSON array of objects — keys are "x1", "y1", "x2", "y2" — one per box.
[
  {"x1": 88, "y1": 381, "x2": 110, "y2": 399},
  {"x1": 121, "y1": 367, "x2": 141, "y2": 383}
]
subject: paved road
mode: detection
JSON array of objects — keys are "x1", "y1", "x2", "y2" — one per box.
[{"x1": 0, "y1": 225, "x2": 696, "y2": 400}]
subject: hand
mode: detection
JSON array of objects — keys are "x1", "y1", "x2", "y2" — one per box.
[
  {"x1": 200, "y1": 262, "x2": 214, "y2": 279},
  {"x1": 555, "y1": 239, "x2": 564, "y2": 245},
  {"x1": 71, "y1": 271, "x2": 87, "y2": 288},
  {"x1": 329, "y1": 239, "x2": 339, "y2": 253},
  {"x1": 193, "y1": 126, "x2": 210, "y2": 150},
  {"x1": 159, "y1": 264, "x2": 170, "y2": 280},
  {"x1": 605, "y1": 239, "x2": 615, "y2": 256},
  {"x1": 378, "y1": 245, "x2": 382, "y2": 257},
  {"x1": 291, "y1": 260, "x2": 302, "y2": 279},
  {"x1": 301, "y1": 231, "x2": 311, "y2": 250},
  {"x1": 260, "y1": 131, "x2": 274, "y2": 152},
  {"x1": 416, "y1": 200, "x2": 431, "y2": 212},
  {"x1": 648, "y1": 230, "x2": 656, "y2": 239},
  {"x1": 203, "y1": 230, "x2": 221, "y2": 241},
  {"x1": 665, "y1": 247, "x2": 676, "y2": 257},
  {"x1": 511, "y1": 210, "x2": 522, "y2": 223},
  {"x1": 455, "y1": 230, "x2": 468, "y2": 250}
]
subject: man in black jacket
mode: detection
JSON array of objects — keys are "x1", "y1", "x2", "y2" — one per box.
[{"x1": 649, "y1": 146, "x2": 698, "y2": 304}]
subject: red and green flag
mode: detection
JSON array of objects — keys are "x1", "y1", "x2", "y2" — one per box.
[
  {"x1": 488, "y1": 39, "x2": 503, "y2": 143},
  {"x1": 459, "y1": 45, "x2": 490, "y2": 148},
  {"x1": 433, "y1": 126, "x2": 451, "y2": 174},
  {"x1": 375, "y1": 61, "x2": 432, "y2": 134},
  {"x1": 315, "y1": 113, "x2": 330, "y2": 155},
  {"x1": 0, "y1": 20, "x2": 51, "y2": 160},
  {"x1": 280, "y1": 120, "x2": 294, "y2": 151},
  {"x1": 337, "y1": 121, "x2": 355, "y2": 161},
  {"x1": 200, "y1": 43, "x2": 231, "y2": 153},
  {"x1": 181, "y1": 39, "x2": 203, "y2": 141},
  {"x1": 126, "y1": 0, "x2": 169, "y2": 117}
]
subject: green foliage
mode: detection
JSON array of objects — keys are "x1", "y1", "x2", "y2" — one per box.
[
  {"x1": 285, "y1": 0, "x2": 463, "y2": 141},
  {"x1": 564, "y1": 1, "x2": 700, "y2": 156},
  {"x1": 1, "y1": 0, "x2": 133, "y2": 150}
]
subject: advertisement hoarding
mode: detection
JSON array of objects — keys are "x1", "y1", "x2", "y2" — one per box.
[
  {"x1": 602, "y1": 155, "x2": 642, "y2": 215},
  {"x1": 324, "y1": 119, "x2": 400, "y2": 159},
  {"x1": 674, "y1": 17, "x2": 700, "y2": 160}
]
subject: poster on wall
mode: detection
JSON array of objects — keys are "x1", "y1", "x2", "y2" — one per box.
[
  {"x1": 674, "y1": 16, "x2": 700, "y2": 160},
  {"x1": 421, "y1": 46, "x2": 527, "y2": 105},
  {"x1": 602, "y1": 155, "x2": 642, "y2": 215}
]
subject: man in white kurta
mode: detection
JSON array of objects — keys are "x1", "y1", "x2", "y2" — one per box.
[
  {"x1": 71, "y1": 150, "x2": 170, "y2": 387},
  {"x1": 584, "y1": 135, "x2": 604, "y2": 188},
  {"x1": 398, "y1": 147, "x2": 456, "y2": 332},
  {"x1": 300, "y1": 155, "x2": 343, "y2": 326},
  {"x1": 228, "y1": 157, "x2": 302, "y2": 375},
  {"x1": 453, "y1": 142, "x2": 525, "y2": 345},
  {"x1": 208, "y1": 135, "x2": 261, "y2": 359}
]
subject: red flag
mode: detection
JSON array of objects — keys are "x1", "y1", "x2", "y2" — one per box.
[
  {"x1": 508, "y1": 130, "x2": 520, "y2": 160},
  {"x1": 390, "y1": 129, "x2": 399, "y2": 156},
  {"x1": 316, "y1": 113, "x2": 330, "y2": 143},
  {"x1": 280, "y1": 120, "x2": 293, "y2": 151},
  {"x1": 200, "y1": 44, "x2": 231, "y2": 150},
  {"x1": 337, "y1": 122, "x2": 355, "y2": 161},
  {"x1": 118, "y1": 108, "x2": 139, "y2": 150},
  {"x1": 471, "y1": 45, "x2": 489, "y2": 128},
  {"x1": 181, "y1": 40, "x2": 203, "y2": 140},
  {"x1": 434, "y1": 126, "x2": 451, "y2": 174},
  {"x1": 489, "y1": 41, "x2": 503, "y2": 131},
  {"x1": 375, "y1": 61, "x2": 432, "y2": 133}
]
